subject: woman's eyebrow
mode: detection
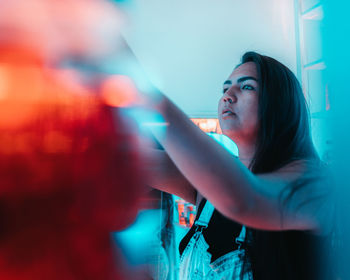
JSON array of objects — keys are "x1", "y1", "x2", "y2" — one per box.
[
  {"x1": 237, "y1": 76, "x2": 258, "y2": 83},
  {"x1": 223, "y1": 76, "x2": 258, "y2": 86}
]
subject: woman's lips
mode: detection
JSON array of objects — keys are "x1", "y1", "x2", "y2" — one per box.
[{"x1": 222, "y1": 109, "x2": 235, "y2": 117}]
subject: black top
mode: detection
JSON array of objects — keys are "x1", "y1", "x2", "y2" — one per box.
[{"x1": 179, "y1": 198, "x2": 334, "y2": 280}]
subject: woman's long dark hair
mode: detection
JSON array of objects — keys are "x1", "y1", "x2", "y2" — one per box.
[
  {"x1": 243, "y1": 52, "x2": 318, "y2": 173},
  {"x1": 239, "y1": 52, "x2": 326, "y2": 279}
]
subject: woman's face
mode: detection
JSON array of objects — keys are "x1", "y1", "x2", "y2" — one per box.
[{"x1": 218, "y1": 62, "x2": 259, "y2": 143}]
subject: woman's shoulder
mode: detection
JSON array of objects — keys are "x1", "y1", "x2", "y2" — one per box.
[
  {"x1": 257, "y1": 159, "x2": 322, "y2": 186},
  {"x1": 282, "y1": 159, "x2": 335, "y2": 235},
  {"x1": 276, "y1": 158, "x2": 332, "y2": 182},
  {"x1": 276, "y1": 158, "x2": 334, "y2": 200}
]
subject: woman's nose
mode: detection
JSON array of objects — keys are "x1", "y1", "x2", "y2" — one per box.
[{"x1": 223, "y1": 95, "x2": 234, "y2": 104}]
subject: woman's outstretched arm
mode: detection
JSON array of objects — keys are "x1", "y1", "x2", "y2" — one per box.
[{"x1": 144, "y1": 94, "x2": 333, "y2": 233}]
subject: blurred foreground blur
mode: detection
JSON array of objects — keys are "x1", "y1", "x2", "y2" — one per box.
[{"x1": 0, "y1": 0, "x2": 149, "y2": 279}]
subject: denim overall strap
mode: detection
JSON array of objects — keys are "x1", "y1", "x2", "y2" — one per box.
[
  {"x1": 195, "y1": 200, "x2": 246, "y2": 245},
  {"x1": 194, "y1": 200, "x2": 215, "y2": 228},
  {"x1": 179, "y1": 199, "x2": 253, "y2": 280},
  {"x1": 235, "y1": 225, "x2": 246, "y2": 249}
]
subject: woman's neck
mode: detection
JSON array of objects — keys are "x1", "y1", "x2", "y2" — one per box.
[
  {"x1": 223, "y1": 133, "x2": 257, "y2": 169},
  {"x1": 234, "y1": 141, "x2": 256, "y2": 169}
]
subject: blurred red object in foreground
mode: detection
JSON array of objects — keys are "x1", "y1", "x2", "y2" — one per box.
[
  {"x1": 0, "y1": 46, "x2": 143, "y2": 280},
  {"x1": 101, "y1": 75, "x2": 139, "y2": 108},
  {"x1": 0, "y1": 0, "x2": 125, "y2": 62}
]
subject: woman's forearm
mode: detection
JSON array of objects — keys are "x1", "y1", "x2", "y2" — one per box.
[{"x1": 143, "y1": 148, "x2": 197, "y2": 204}]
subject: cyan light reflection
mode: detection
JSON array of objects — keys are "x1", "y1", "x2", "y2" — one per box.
[
  {"x1": 121, "y1": 107, "x2": 167, "y2": 139},
  {"x1": 207, "y1": 132, "x2": 239, "y2": 157},
  {"x1": 323, "y1": 1, "x2": 350, "y2": 279},
  {"x1": 113, "y1": 209, "x2": 166, "y2": 264}
]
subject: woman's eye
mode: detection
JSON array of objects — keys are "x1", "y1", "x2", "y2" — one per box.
[{"x1": 241, "y1": 84, "x2": 254, "y2": 90}]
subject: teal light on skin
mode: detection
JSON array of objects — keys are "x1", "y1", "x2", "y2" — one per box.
[{"x1": 120, "y1": 107, "x2": 167, "y2": 140}]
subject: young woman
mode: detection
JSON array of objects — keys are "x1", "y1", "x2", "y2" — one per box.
[{"x1": 144, "y1": 52, "x2": 334, "y2": 279}]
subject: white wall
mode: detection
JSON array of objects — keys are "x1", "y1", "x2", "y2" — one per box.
[{"x1": 120, "y1": 0, "x2": 298, "y2": 117}]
